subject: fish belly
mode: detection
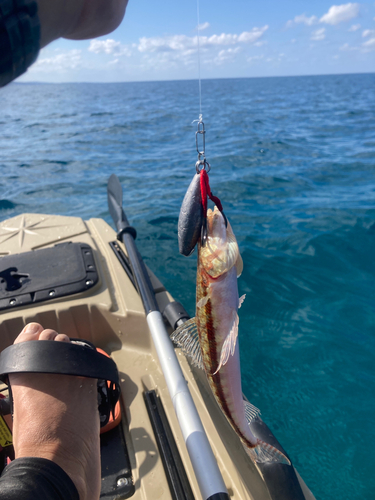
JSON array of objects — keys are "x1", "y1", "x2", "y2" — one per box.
[
  {"x1": 197, "y1": 265, "x2": 256, "y2": 446},
  {"x1": 208, "y1": 345, "x2": 254, "y2": 444}
]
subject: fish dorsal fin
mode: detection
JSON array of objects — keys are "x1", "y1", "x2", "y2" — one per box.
[
  {"x1": 213, "y1": 311, "x2": 239, "y2": 375},
  {"x1": 238, "y1": 294, "x2": 246, "y2": 309},
  {"x1": 170, "y1": 318, "x2": 203, "y2": 370},
  {"x1": 244, "y1": 400, "x2": 261, "y2": 422}
]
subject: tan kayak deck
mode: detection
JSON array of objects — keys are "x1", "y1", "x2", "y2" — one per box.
[{"x1": 0, "y1": 214, "x2": 314, "y2": 500}]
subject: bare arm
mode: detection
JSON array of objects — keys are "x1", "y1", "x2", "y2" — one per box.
[
  {"x1": 37, "y1": 0, "x2": 129, "y2": 48},
  {"x1": 0, "y1": 0, "x2": 128, "y2": 86}
]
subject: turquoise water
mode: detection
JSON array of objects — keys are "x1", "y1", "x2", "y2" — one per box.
[{"x1": 1, "y1": 74, "x2": 375, "y2": 499}]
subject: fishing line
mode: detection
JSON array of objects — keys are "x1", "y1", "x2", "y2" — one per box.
[
  {"x1": 196, "y1": 0, "x2": 202, "y2": 119},
  {"x1": 194, "y1": 0, "x2": 207, "y2": 172},
  {"x1": 193, "y1": 0, "x2": 226, "y2": 246}
]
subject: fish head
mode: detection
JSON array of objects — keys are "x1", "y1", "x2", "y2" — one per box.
[{"x1": 199, "y1": 206, "x2": 242, "y2": 278}]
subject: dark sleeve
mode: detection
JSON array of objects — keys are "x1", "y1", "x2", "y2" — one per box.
[
  {"x1": 0, "y1": 0, "x2": 41, "y2": 87},
  {"x1": 0, "y1": 457, "x2": 79, "y2": 500}
]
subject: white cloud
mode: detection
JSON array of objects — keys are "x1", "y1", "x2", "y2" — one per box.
[
  {"x1": 320, "y1": 3, "x2": 359, "y2": 25},
  {"x1": 247, "y1": 54, "x2": 264, "y2": 63},
  {"x1": 295, "y1": 14, "x2": 318, "y2": 26},
  {"x1": 88, "y1": 39, "x2": 131, "y2": 56},
  {"x1": 214, "y1": 46, "x2": 241, "y2": 64},
  {"x1": 297, "y1": 14, "x2": 318, "y2": 25},
  {"x1": 138, "y1": 35, "x2": 192, "y2": 53},
  {"x1": 363, "y1": 37, "x2": 375, "y2": 49},
  {"x1": 207, "y1": 33, "x2": 239, "y2": 45},
  {"x1": 311, "y1": 28, "x2": 326, "y2": 40},
  {"x1": 137, "y1": 26, "x2": 268, "y2": 53},
  {"x1": 348, "y1": 24, "x2": 361, "y2": 31},
  {"x1": 286, "y1": 14, "x2": 318, "y2": 28},
  {"x1": 197, "y1": 22, "x2": 210, "y2": 31},
  {"x1": 89, "y1": 39, "x2": 120, "y2": 54},
  {"x1": 237, "y1": 27, "x2": 268, "y2": 43},
  {"x1": 31, "y1": 49, "x2": 82, "y2": 72},
  {"x1": 362, "y1": 29, "x2": 375, "y2": 38},
  {"x1": 340, "y1": 33, "x2": 375, "y2": 52},
  {"x1": 208, "y1": 27, "x2": 268, "y2": 46},
  {"x1": 339, "y1": 42, "x2": 358, "y2": 50},
  {"x1": 133, "y1": 26, "x2": 269, "y2": 74}
]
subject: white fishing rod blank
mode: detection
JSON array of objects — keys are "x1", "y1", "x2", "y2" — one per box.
[{"x1": 147, "y1": 311, "x2": 228, "y2": 500}]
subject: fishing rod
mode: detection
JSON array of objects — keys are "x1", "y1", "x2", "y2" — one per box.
[{"x1": 107, "y1": 174, "x2": 230, "y2": 500}]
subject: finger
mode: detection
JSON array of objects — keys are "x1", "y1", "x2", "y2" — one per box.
[
  {"x1": 54, "y1": 334, "x2": 70, "y2": 343},
  {"x1": 14, "y1": 323, "x2": 44, "y2": 344},
  {"x1": 39, "y1": 329, "x2": 59, "y2": 341}
]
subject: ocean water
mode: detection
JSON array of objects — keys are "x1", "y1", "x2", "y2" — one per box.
[{"x1": 1, "y1": 73, "x2": 375, "y2": 499}]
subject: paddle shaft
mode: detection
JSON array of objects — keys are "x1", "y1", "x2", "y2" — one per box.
[
  {"x1": 120, "y1": 232, "x2": 158, "y2": 314},
  {"x1": 117, "y1": 234, "x2": 229, "y2": 500}
]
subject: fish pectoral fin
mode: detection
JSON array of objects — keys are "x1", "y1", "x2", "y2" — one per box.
[
  {"x1": 213, "y1": 312, "x2": 239, "y2": 375},
  {"x1": 243, "y1": 400, "x2": 261, "y2": 422},
  {"x1": 197, "y1": 294, "x2": 210, "y2": 309},
  {"x1": 245, "y1": 439, "x2": 291, "y2": 466},
  {"x1": 235, "y1": 252, "x2": 243, "y2": 277},
  {"x1": 238, "y1": 294, "x2": 246, "y2": 309},
  {"x1": 170, "y1": 317, "x2": 204, "y2": 370}
]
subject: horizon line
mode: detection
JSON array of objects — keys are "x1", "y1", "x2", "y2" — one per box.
[{"x1": 15, "y1": 70, "x2": 375, "y2": 85}]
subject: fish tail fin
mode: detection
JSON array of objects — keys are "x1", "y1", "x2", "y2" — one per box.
[{"x1": 244, "y1": 439, "x2": 291, "y2": 466}]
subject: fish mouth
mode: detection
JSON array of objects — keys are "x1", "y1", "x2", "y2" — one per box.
[{"x1": 200, "y1": 207, "x2": 240, "y2": 278}]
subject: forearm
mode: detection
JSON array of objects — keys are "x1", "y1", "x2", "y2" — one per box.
[
  {"x1": 63, "y1": 0, "x2": 129, "y2": 41},
  {"x1": 0, "y1": 0, "x2": 128, "y2": 86},
  {"x1": 36, "y1": 0, "x2": 84, "y2": 48},
  {"x1": 37, "y1": 0, "x2": 129, "y2": 47}
]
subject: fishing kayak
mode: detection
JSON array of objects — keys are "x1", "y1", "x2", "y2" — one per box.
[{"x1": 0, "y1": 190, "x2": 315, "y2": 499}]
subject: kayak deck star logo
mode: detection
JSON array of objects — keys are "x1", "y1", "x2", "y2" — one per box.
[{"x1": 0, "y1": 215, "x2": 60, "y2": 249}]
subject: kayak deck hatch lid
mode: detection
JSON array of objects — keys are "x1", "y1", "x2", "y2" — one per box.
[{"x1": 0, "y1": 242, "x2": 98, "y2": 311}]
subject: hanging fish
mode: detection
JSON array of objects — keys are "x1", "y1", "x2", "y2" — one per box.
[{"x1": 172, "y1": 206, "x2": 290, "y2": 465}]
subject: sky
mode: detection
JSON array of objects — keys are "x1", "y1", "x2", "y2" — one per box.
[{"x1": 19, "y1": 0, "x2": 375, "y2": 83}]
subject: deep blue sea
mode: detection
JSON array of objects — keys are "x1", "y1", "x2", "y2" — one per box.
[{"x1": 1, "y1": 74, "x2": 375, "y2": 499}]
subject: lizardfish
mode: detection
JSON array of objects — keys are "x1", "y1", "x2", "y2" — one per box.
[{"x1": 172, "y1": 206, "x2": 290, "y2": 465}]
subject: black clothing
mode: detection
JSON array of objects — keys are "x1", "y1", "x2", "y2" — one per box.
[
  {"x1": 0, "y1": 0, "x2": 40, "y2": 87},
  {"x1": 0, "y1": 457, "x2": 79, "y2": 499}
]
